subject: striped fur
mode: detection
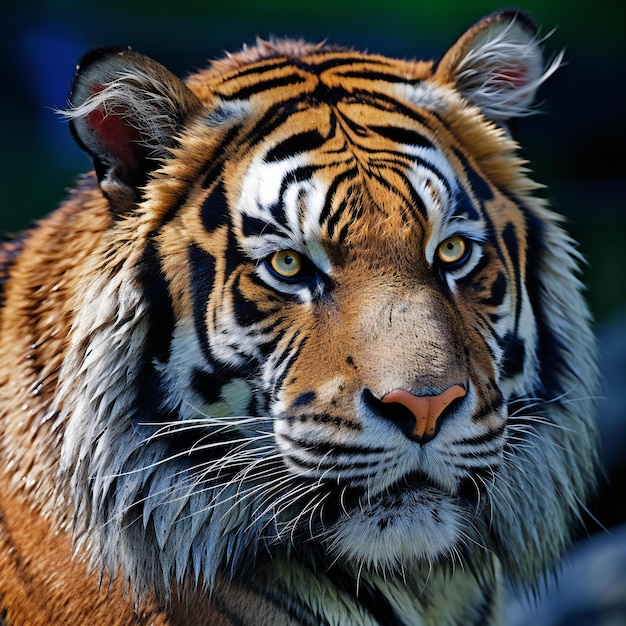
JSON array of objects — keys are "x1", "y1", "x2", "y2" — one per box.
[{"x1": 0, "y1": 11, "x2": 597, "y2": 625}]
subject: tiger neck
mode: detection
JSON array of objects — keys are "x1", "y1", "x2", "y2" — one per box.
[{"x1": 216, "y1": 555, "x2": 503, "y2": 626}]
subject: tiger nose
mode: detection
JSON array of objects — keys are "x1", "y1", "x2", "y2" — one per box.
[{"x1": 380, "y1": 385, "x2": 467, "y2": 442}]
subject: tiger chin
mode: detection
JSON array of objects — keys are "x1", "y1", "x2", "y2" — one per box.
[{"x1": 0, "y1": 10, "x2": 598, "y2": 626}]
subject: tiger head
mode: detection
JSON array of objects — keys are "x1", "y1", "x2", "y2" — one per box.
[{"x1": 53, "y1": 10, "x2": 597, "y2": 606}]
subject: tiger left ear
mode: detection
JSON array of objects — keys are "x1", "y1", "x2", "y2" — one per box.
[
  {"x1": 434, "y1": 10, "x2": 558, "y2": 122},
  {"x1": 66, "y1": 48, "x2": 202, "y2": 210}
]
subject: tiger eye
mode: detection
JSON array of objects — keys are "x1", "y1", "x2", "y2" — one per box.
[
  {"x1": 437, "y1": 236, "x2": 468, "y2": 265},
  {"x1": 270, "y1": 250, "x2": 303, "y2": 278}
]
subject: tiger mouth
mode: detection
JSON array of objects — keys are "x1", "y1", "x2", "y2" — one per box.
[
  {"x1": 315, "y1": 470, "x2": 452, "y2": 524},
  {"x1": 305, "y1": 466, "x2": 488, "y2": 531}
]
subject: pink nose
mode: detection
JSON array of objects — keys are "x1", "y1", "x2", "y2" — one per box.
[{"x1": 381, "y1": 385, "x2": 466, "y2": 440}]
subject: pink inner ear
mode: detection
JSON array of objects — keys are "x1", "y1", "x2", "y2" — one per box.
[
  {"x1": 87, "y1": 95, "x2": 144, "y2": 175},
  {"x1": 495, "y1": 65, "x2": 529, "y2": 87}
]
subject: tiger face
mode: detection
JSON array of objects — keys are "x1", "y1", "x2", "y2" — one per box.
[
  {"x1": 207, "y1": 107, "x2": 516, "y2": 569},
  {"x1": 0, "y1": 10, "x2": 598, "y2": 624}
]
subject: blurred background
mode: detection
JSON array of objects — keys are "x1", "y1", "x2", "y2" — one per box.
[{"x1": 1, "y1": 0, "x2": 624, "y2": 622}]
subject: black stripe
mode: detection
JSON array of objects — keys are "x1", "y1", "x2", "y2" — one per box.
[
  {"x1": 285, "y1": 455, "x2": 373, "y2": 473},
  {"x1": 452, "y1": 154, "x2": 518, "y2": 309},
  {"x1": 326, "y1": 193, "x2": 351, "y2": 239},
  {"x1": 224, "y1": 228, "x2": 247, "y2": 282},
  {"x1": 473, "y1": 392, "x2": 505, "y2": 422},
  {"x1": 283, "y1": 415, "x2": 365, "y2": 437},
  {"x1": 220, "y1": 72, "x2": 308, "y2": 101},
  {"x1": 264, "y1": 129, "x2": 328, "y2": 162},
  {"x1": 221, "y1": 57, "x2": 294, "y2": 81},
  {"x1": 335, "y1": 112, "x2": 369, "y2": 138},
  {"x1": 146, "y1": 123, "x2": 243, "y2": 232},
  {"x1": 336, "y1": 69, "x2": 421, "y2": 85},
  {"x1": 269, "y1": 165, "x2": 319, "y2": 225},
  {"x1": 189, "y1": 243, "x2": 216, "y2": 363},
  {"x1": 319, "y1": 166, "x2": 359, "y2": 225},
  {"x1": 453, "y1": 185, "x2": 481, "y2": 221},
  {"x1": 452, "y1": 147, "x2": 495, "y2": 202},
  {"x1": 248, "y1": 271, "x2": 304, "y2": 301},
  {"x1": 200, "y1": 180, "x2": 230, "y2": 232},
  {"x1": 362, "y1": 150, "x2": 452, "y2": 201},
  {"x1": 347, "y1": 88, "x2": 434, "y2": 126},
  {"x1": 240, "y1": 214, "x2": 283, "y2": 238},
  {"x1": 369, "y1": 124, "x2": 434, "y2": 150},
  {"x1": 231, "y1": 272, "x2": 265, "y2": 327},
  {"x1": 240, "y1": 99, "x2": 302, "y2": 150},
  {"x1": 254, "y1": 316, "x2": 289, "y2": 359},
  {"x1": 479, "y1": 271, "x2": 507, "y2": 308},
  {"x1": 488, "y1": 312, "x2": 501, "y2": 325},
  {"x1": 258, "y1": 335, "x2": 282, "y2": 359},
  {"x1": 292, "y1": 391, "x2": 316, "y2": 407},
  {"x1": 524, "y1": 208, "x2": 570, "y2": 396},
  {"x1": 272, "y1": 331, "x2": 309, "y2": 395},
  {"x1": 200, "y1": 123, "x2": 244, "y2": 190},
  {"x1": 191, "y1": 367, "x2": 222, "y2": 404},
  {"x1": 501, "y1": 332, "x2": 526, "y2": 378},
  {"x1": 336, "y1": 214, "x2": 354, "y2": 245},
  {"x1": 129, "y1": 240, "x2": 179, "y2": 426},
  {"x1": 367, "y1": 164, "x2": 429, "y2": 222},
  {"x1": 474, "y1": 311, "x2": 501, "y2": 350},
  {"x1": 457, "y1": 422, "x2": 507, "y2": 447},
  {"x1": 501, "y1": 222, "x2": 523, "y2": 333},
  {"x1": 190, "y1": 363, "x2": 255, "y2": 408},
  {"x1": 293, "y1": 54, "x2": 394, "y2": 74},
  {"x1": 451, "y1": 149, "x2": 497, "y2": 248},
  {"x1": 138, "y1": 240, "x2": 176, "y2": 365}
]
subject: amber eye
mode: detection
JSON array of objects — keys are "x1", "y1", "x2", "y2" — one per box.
[
  {"x1": 436, "y1": 236, "x2": 470, "y2": 266},
  {"x1": 269, "y1": 250, "x2": 304, "y2": 279}
]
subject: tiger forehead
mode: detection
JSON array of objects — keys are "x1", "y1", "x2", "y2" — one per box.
[
  {"x1": 185, "y1": 45, "x2": 487, "y2": 258},
  {"x1": 194, "y1": 45, "x2": 450, "y2": 162},
  {"x1": 232, "y1": 146, "x2": 457, "y2": 274},
  {"x1": 229, "y1": 104, "x2": 462, "y2": 253},
  {"x1": 189, "y1": 44, "x2": 435, "y2": 102}
]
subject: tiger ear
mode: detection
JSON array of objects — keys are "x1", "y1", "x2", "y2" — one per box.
[
  {"x1": 434, "y1": 10, "x2": 558, "y2": 122},
  {"x1": 67, "y1": 48, "x2": 202, "y2": 208}
]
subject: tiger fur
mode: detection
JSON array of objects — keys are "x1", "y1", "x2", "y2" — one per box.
[{"x1": 0, "y1": 11, "x2": 598, "y2": 625}]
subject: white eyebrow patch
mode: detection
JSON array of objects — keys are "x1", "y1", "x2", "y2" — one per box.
[
  {"x1": 394, "y1": 81, "x2": 448, "y2": 113},
  {"x1": 398, "y1": 143, "x2": 488, "y2": 265},
  {"x1": 235, "y1": 152, "x2": 333, "y2": 275},
  {"x1": 205, "y1": 98, "x2": 253, "y2": 127}
]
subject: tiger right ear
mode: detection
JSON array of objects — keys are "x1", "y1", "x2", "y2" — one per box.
[
  {"x1": 66, "y1": 48, "x2": 202, "y2": 210},
  {"x1": 434, "y1": 10, "x2": 559, "y2": 122}
]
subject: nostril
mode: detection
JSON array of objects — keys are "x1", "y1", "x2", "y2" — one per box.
[
  {"x1": 363, "y1": 386, "x2": 466, "y2": 444},
  {"x1": 363, "y1": 389, "x2": 418, "y2": 440}
]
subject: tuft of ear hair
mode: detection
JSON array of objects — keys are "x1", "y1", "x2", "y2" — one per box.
[
  {"x1": 435, "y1": 10, "x2": 561, "y2": 122},
  {"x1": 65, "y1": 48, "x2": 201, "y2": 208}
]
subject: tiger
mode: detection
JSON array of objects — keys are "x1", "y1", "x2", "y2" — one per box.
[{"x1": 0, "y1": 10, "x2": 598, "y2": 626}]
